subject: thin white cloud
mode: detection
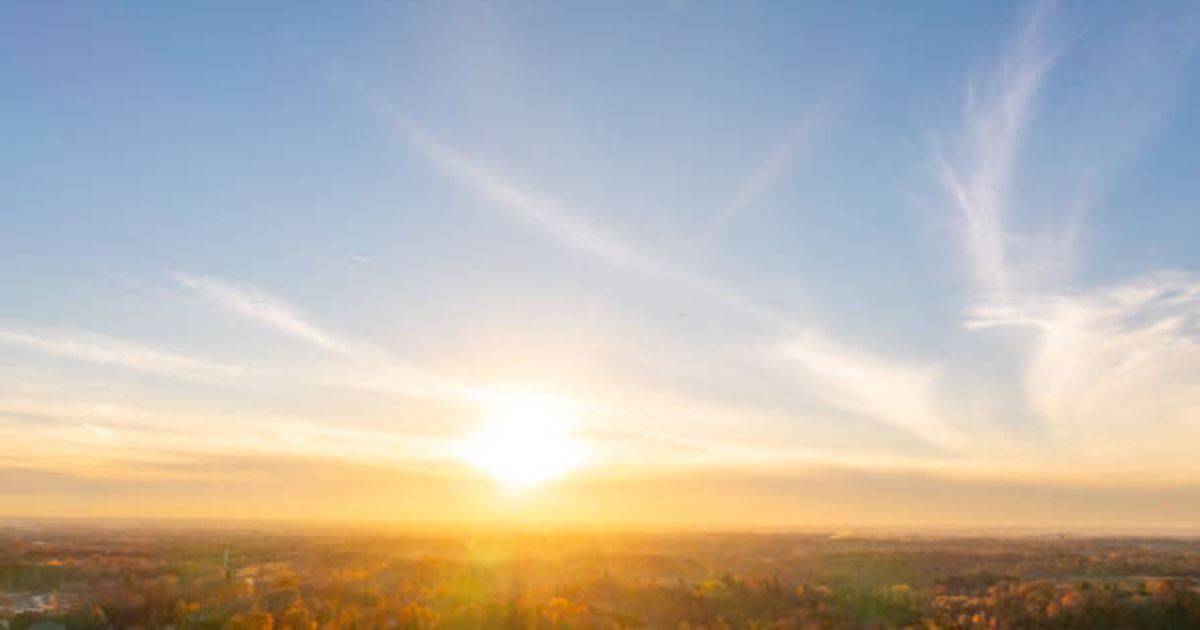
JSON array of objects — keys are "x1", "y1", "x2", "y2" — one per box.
[
  {"x1": 969, "y1": 272, "x2": 1200, "y2": 474},
  {"x1": 941, "y1": 1, "x2": 1197, "y2": 300},
  {"x1": 174, "y1": 271, "x2": 471, "y2": 401},
  {"x1": 0, "y1": 326, "x2": 242, "y2": 379},
  {"x1": 944, "y1": 1, "x2": 1200, "y2": 476},
  {"x1": 382, "y1": 116, "x2": 964, "y2": 453},
  {"x1": 939, "y1": 0, "x2": 1057, "y2": 294},
  {"x1": 699, "y1": 95, "x2": 844, "y2": 248},
  {"x1": 389, "y1": 119, "x2": 791, "y2": 329},
  {"x1": 174, "y1": 271, "x2": 354, "y2": 354},
  {"x1": 778, "y1": 334, "x2": 966, "y2": 452}
]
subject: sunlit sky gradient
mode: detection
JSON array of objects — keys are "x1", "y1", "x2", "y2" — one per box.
[{"x1": 4, "y1": 2, "x2": 1200, "y2": 528}]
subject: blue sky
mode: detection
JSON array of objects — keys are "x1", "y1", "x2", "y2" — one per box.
[{"x1": 2, "y1": 1, "x2": 1200, "y2": 525}]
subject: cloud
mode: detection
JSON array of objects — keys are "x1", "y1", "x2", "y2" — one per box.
[
  {"x1": 0, "y1": 326, "x2": 242, "y2": 379},
  {"x1": 941, "y1": 2, "x2": 1200, "y2": 475},
  {"x1": 388, "y1": 118, "x2": 791, "y2": 328},
  {"x1": 969, "y1": 272, "x2": 1200, "y2": 472},
  {"x1": 174, "y1": 272, "x2": 468, "y2": 399},
  {"x1": 699, "y1": 95, "x2": 845, "y2": 248},
  {"x1": 778, "y1": 334, "x2": 965, "y2": 452},
  {"x1": 940, "y1": 1, "x2": 1198, "y2": 300},
  {"x1": 938, "y1": 0, "x2": 1057, "y2": 294},
  {"x1": 381, "y1": 116, "x2": 965, "y2": 452},
  {"x1": 174, "y1": 272, "x2": 354, "y2": 354}
]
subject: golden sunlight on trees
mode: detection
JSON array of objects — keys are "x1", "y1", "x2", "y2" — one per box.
[{"x1": 5, "y1": 527, "x2": 1200, "y2": 629}]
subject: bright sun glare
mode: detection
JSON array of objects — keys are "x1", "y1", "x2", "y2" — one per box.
[{"x1": 459, "y1": 391, "x2": 587, "y2": 489}]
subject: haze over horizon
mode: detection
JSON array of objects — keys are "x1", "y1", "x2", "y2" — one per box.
[{"x1": 3, "y1": 1, "x2": 1200, "y2": 529}]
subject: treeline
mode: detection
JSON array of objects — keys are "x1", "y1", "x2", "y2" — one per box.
[{"x1": 3, "y1": 530, "x2": 1200, "y2": 629}]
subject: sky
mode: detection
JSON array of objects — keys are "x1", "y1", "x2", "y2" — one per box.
[{"x1": 3, "y1": 1, "x2": 1200, "y2": 529}]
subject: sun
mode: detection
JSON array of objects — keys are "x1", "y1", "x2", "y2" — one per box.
[{"x1": 458, "y1": 391, "x2": 587, "y2": 489}]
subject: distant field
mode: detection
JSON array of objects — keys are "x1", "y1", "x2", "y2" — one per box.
[{"x1": 2, "y1": 524, "x2": 1199, "y2": 628}]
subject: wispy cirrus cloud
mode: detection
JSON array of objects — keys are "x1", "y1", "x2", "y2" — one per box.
[
  {"x1": 174, "y1": 271, "x2": 354, "y2": 355},
  {"x1": 381, "y1": 114, "x2": 963, "y2": 453},
  {"x1": 385, "y1": 117, "x2": 792, "y2": 329},
  {"x1": 778, "y1": 334, "x2": 965, "y2": 452},
  {"x1": 940, "y1": 1, "x2": 1198, "y2": 300},
  {"x1": 939, "y1": 1, "x2": 1200, "y2": 474},
  {"x1": 698, "y1": 93, "x2": 846, "y2": 249},
  {"x1": 938, "y1": 0, "x2": 1057, "y2": 294},
  {"x1": 174, "y1": 271, "x2": 467, "y2": 400},
  {"x1": 969, "y1": 272, "x2": 1200, "y2": 475},
  {"x1": 0, "y1": 326, "x2": 242, "y2": 379}
]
